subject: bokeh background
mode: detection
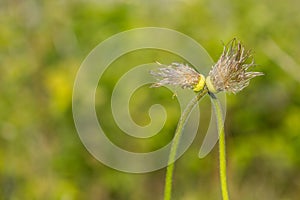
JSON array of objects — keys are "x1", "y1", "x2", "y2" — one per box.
[{"x1": 1, "y1": 0, "x2": 300, "y2": 199}]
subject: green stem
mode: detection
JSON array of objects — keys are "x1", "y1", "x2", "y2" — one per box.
[
  {"x1": 210, "y1": 93, "x2": 229, "y2": 200},
  {"x1": 164, "y1": 88, "x2": 208, "y2": 200}
]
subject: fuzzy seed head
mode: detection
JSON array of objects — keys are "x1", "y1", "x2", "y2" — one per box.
[
  {"x1": 150, "y1": 63, "x2": 203, "y2": 90},
  {"x1": 208, "y1": 39, "x2": 263, "y2": 94}
]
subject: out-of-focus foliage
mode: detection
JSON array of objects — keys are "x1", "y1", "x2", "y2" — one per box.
[{"x1": 1, "y1": 0, "x2": 300, "y2": 199}]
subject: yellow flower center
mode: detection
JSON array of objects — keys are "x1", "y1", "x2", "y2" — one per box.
[{"x1": 193, "y1": 74, "x2": 206, "y2": 92}]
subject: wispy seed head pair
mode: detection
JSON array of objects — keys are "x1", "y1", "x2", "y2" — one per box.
[{"x1": 150, "y1": 39, "x2": 263, "y2": 94}]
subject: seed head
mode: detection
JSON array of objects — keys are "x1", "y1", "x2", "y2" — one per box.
[
  {"x1": 150, "y1": 63, "x2": 205, "y2": 92},
  {"x1": 206, "y1": 39, "x2": 263, "y2": 94}
]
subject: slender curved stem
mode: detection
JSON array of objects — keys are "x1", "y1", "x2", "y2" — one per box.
[
  {"x1": 210, "y1": 93, "x2": 229, "y2": 200},
  {"x1": 164, "y1": 89, "x2": 208, "y2": 200}
]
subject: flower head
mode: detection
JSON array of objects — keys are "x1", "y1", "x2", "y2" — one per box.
[
  {"x1": 150, "y1": 39, "x2": 263, "y2": 94},
  {"x1": 150, "y1": 62, "x2": 205, "y2": 92},
  {"x1": 206, "y1": 39, "x2": 263, "y2": 94}
]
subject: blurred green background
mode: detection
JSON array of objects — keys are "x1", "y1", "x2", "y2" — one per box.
[{"x1": 1, "y1": 0, "x2": 300, "y2": 199}]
